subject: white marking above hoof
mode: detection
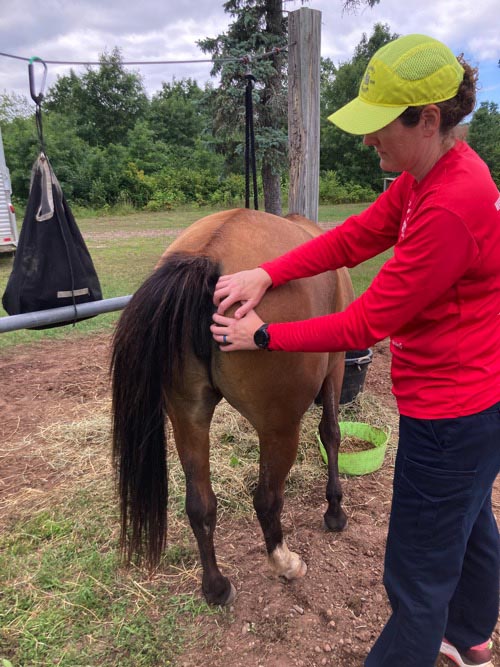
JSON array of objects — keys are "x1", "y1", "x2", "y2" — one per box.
[{"x1": 269, "y1": 542, "x2": 307, "y2": 580}]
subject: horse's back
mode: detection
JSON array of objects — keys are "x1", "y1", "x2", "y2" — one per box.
[
  {"x1": 165, "y1": 209, "x2": 316, "y2": 268},
  {"x1": 165, "y1": 208, "x2": 339, "y2": 326}
]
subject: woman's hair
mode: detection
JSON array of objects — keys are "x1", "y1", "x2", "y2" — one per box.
[{"x1": 399, "y1": 56, "x2": 478, "y2": 134}]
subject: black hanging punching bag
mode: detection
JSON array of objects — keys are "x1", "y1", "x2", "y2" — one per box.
[{"x1": 2, "y1": 155, "x2": 102, "y2": 329}]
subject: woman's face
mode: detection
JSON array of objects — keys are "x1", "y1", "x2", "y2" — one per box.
[{"x1": 363, "y1": 117, "x2": 421, "y2": 174}]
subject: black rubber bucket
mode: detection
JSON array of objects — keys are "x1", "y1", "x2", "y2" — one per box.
[{"x1": 340, "y1": 349, "x2": 373, "y2": 404}]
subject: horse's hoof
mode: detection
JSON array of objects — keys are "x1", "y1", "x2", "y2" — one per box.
[
  {"x1": 278, "y1": 556, "x2": 307, "y2": 580},
  {"x1": 203, "y1": 578, "x2": 236, "y2": 606},
  {"x1": 323, "y1": 509, "x2": 348, "y2": 532},
  {"x1": 282, "y1": 554, "x2": 307, "y2": 580},
  {"x1": 223, "y1": 582, "x2": 237, "y2": 606},
  {"x1": 269, "y1": 543, "x2": 307, "y2": 580},
  {"x1": 294, "y1": 558, "x2": 307, "y2": 579}
]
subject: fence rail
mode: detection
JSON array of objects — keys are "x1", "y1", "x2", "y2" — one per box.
[{"x1": 0, "y1": 295, "x2": 132, "y2": 333}]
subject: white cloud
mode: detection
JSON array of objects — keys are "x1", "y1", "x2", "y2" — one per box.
[{"x1": 0, "y1": 0, "x2": 498, "y2": 106}]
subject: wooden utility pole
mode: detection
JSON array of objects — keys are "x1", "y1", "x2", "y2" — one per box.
[{"x1": 288, "y1": 7, "x2": 321, "y2": 222}]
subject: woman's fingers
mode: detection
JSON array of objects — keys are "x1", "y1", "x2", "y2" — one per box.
[
  {"x1": 213, "y1": 269, "x2": 272, "y2": 315},
  {"x1": 213, "y1": 276, "x2": 234, "y2": 306},
  {"x1": 212, "y1": 313, "x2": 233, "y2": 326},
  {"x1": 210, "y1": 310, "x2": 264, "y2": 351}
]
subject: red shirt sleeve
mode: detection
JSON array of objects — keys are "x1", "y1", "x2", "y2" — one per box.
[
  {"x1": 260, "y1": 178, "x2": 407, "y2": 287},
  {"x1": 267, "y1": 206, "x2": 479, "y2": 352}
]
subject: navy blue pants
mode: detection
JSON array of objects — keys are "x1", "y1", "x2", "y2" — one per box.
[{"x1": 365, "y1": 401, "x2": 500, "y2": 667}]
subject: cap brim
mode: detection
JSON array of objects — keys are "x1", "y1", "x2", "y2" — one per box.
[{"x1": 328, "y1": 97, "x2": 408, "y2": 135}]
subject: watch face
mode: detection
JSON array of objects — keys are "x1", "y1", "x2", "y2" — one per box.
[{"x1": 254, "y1": 325, "x2": 269, "y2": 349}]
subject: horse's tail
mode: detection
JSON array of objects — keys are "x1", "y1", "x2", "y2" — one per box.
[{"x1": 111, "y1": 252, "x2": 220, "y2": 567}]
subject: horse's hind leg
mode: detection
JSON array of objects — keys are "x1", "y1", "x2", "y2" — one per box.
[
  {"x1": 169, "y1": 399, "x2": 236, "y2": 607},
  {"x1": 253, "y1": 425, "x2": 307, "y2": 580},
  {"x1": 319, "y1": 372, "x2": 348, "y2": 532}
]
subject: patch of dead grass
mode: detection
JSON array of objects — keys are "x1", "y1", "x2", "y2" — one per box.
[{"x1": 0, "y1": 392, "x2": 397, "y2": 529}]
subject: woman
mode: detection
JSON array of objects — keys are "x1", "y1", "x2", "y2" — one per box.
[{"x1": 210, "y1": 34, "x2": 500, "y2": 667}]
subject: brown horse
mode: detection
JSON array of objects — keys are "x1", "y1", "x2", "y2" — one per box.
[{"x1": 111, "y1": 208, "x2": 354, "y2": 605}]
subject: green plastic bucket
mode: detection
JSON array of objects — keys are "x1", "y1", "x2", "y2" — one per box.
[{"x1": 317, "y1": 421, "x2": 390, "y2": 476}]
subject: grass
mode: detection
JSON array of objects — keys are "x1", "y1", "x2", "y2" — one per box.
[
  {"x1": 0, "y1": 397, "x2": 397, "y2": 667},
  {"x1": 349, "y1": 249, "x2": 393, "y2": 295},
  {"x1": 317, "y1": 202, "x2": 371, "y2": 223},
  {"x1": 0, "y1": 202, "x2": 396, "y2": 666},
  {"x1": 317, "y1": 203, "x2": 394, "y2": 295},
  {"x1": 1, "y1": 512, "x2": 216, "y2": 666},
  {"x1": 0, "y1": 411, "x2": 220, "y2": 667}
]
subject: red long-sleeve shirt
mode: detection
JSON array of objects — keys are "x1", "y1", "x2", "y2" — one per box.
[{"x1": 261, "y1": 142, "x2": 500, "y2": 418}]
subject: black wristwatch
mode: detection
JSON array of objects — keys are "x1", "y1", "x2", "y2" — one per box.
[{"x1": 254, "y1": 323, "x2": 271, "y2": 350}]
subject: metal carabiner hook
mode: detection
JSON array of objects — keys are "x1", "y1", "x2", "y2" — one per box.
[
  {"x1": 241, "y1": 54, "x2": 255, "y2": 80},
  {"x1": 28, "y1": 56, "x2": 48, "y2": 106}
]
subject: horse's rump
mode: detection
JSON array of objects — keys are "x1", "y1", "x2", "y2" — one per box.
[{"x1": 160, "y1": 209, "x2": 342, "y2": 420}]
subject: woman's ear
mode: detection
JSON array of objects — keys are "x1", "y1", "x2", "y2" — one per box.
[{"x1": 420, "y1": 105, "x2": 441, "y2": 135}]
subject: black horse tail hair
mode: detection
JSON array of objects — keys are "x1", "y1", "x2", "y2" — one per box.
[{"x1": 111, "y1": 252, "x2": 220, "y2": 567}]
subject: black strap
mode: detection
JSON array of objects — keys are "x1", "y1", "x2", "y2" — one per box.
[
  {"x1": 34, "y1": 106, "x2": 46, "y2": 155},
  {"x1": 245, "y1": 73, "x2": 258, "y2": 210},
  {"x1": 29, "y1": 58, "x2": 78, "y2": 326}
]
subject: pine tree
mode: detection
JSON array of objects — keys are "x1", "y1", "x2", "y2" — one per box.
[{"x1": 198, "y1": 0, "x2": 287, "y2": 215}]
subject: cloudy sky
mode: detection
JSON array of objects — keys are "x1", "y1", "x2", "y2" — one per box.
[{"x1": 0, "y1": 0, "x2": 498, "y2": 109}]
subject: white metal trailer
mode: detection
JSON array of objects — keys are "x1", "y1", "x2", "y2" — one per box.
[{"x1": 0, "y1": 127, "x2": 18, "y2": 253}]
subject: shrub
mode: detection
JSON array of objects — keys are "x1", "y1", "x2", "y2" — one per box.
[
  {"x1": 319, "y1": 171, "x2": 377, "y2": 204},
  {"x1": 145, "y1": 189, "x2": 186, "y2": 212},
  {"x1": 209, "y1": 173, "x2": 246, "y2": 207}
]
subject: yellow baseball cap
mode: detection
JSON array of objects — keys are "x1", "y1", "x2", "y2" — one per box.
[{"x1": 328, "y1": 34, "x2": 464, "y2": 135}]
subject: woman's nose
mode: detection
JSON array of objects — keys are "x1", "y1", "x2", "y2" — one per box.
[{"x1": 363, "y1": 133, "x2": 378, "y2": 146}]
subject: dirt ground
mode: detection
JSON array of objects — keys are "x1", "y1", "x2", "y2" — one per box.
[{"x1": 0, "y1": 333, "x2": 498, "y2": 667}]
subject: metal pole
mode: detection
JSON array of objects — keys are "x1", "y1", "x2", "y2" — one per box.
[{"x1": 0, "y1": 295, "x2": 132, "y2": 333}]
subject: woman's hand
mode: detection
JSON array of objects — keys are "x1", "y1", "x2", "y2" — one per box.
[
  {"x1": 213, "y1": 268, "x2": 272, "y2": 319},
  {"x1": 211, "y1": 309, "x2": 265, "y2": 351}
]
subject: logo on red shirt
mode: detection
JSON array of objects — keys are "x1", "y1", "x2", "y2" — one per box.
[{"x1": 401, "y1": 198, "x2": 413, "y2": 240}]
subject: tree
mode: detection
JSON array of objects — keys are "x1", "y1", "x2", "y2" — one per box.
[
  {"x1": 1, "y1": 110, "x2": 94, "y2": 203},
  {"x1": 0, "y1": 91, "x2": 32, "y2": 123},
  {"x1": 342, "y1": 0, "x2": 380, "y2": 9},
  {"x1": 1, "y1": 115, "x2": 39, "y2": 200},
  {"x1": 199, "y1": 0, "x2": 288, "y2": 215},
  {"x1": 45, "y1": 70, "x2": 83, "y2": 117},
  {"x1": 468, "y1": 101, "x2": 500, "y2": 185},
  {"x1": 320, "y1": 23, "x2": 399, "y2": 191},
  {"x1": 126, "y1": 120, "x2": 169, "y2": 175},
  {"x1": 46, "y1": 48, "x2": 148, "y2": 147},
  {"x1": 149, "y1": 79, "x2": 205, "y2": 148}
]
